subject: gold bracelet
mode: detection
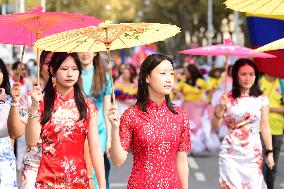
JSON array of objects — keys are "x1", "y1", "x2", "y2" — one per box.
[
  {"x1": 29, "y1": 112, "x2": 38, "y2": 119},
  {"x1": 28, "y1": 108, "x2": 39, "y2": 119}
]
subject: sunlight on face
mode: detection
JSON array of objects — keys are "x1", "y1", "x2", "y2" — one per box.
[
  {"x1": 55, "y1": 56, "x2": 79, "y2": 89},
  {"x1": 122, "y1": 68, "x2": 131, "y2": 80},
  {"x1": 237, "y1": 64, "x2": 255, "y2": 90},
  {"x1": 77, "y1": 52, "x2": 97, "y2": 67},
  {"x1": 147, "y1": 60, "x2": 174, "y2": 97}
]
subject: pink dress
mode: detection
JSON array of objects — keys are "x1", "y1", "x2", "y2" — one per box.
[
  {"x1": 120, "y1": 99, "x2": 191, "y2": 189},
  {"x1": 36, "y1": 89, "x2": 97, "y2": 189},
  {"x1": 219, "y1": 92, "x2": 268, "y2": 189}
]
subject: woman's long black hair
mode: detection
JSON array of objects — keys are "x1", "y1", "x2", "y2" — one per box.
[
  {"x1": 231, "y1": 58, "x2": 262, "y2": 98},
  {"x1": 0, "y1": 58, "x2": 10, "y2": 95},
  {"x1": 40, "y1": 50, "x2": 51, "y2": 68},
  {"x1": 136, "y1": 54, "x2": 177, "y2": 114},
  {"x1": 41, "y1": 52, "x2": 87, "y2": 125}
]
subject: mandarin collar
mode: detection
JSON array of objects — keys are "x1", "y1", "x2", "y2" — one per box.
[
  {"x1": 82, "y1": 65, "x2": 94, "y2": 75},
  {"x1": 55, "y1": 88, "x2": 75, "y2": 101},
  {"x1": 146, "y1": 98, "x2": 167, "y2": 110}
]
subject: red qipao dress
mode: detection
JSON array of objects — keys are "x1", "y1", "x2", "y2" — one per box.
[
  {"x1": 120, "y1": 99, "x2": 191, "y2": 189},
  {"x1": 35, "y1": 89, "x2": 97, "y2": 189}
]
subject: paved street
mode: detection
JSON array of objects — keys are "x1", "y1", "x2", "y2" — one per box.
[{"x1": 110, "y1": 152, "x2": 284, "y2": 189}]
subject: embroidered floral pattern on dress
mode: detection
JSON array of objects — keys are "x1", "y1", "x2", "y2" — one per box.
[
  {"x1": 17, "y1": 93, "x2": 43, "y2": 188},
  {"x1": 0, "y1": 137, "x2": 17, "y2": 188},
  {"x1": 35, "y1": 89, "x2": 97, "y2": 189},
  {"x1": 220, "y1": 178, "x2": 235, "y2": 189},
  {"x1": 219, "y1": 92, "x2": 268, "y2": 189},
  {"x1": 253, "y1": 145, "x2": 263, "y2": 174}
]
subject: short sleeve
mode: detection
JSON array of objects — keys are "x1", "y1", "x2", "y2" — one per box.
[
  {"x1": 119, "y1": 108, "x2": 133, "y2": 152},
  {"x1": 86, "y1": 98, "x2": 98, "y2": 119},
  {"x1": 178, "y1": 111, "x2": 191, "y2": 152},
  {"x1": 102, "y1": 74, "x2": 112, "y2": 97},
  {"x1": 176, "y1": 82, "x2": 184, "y2": 91},
  {"x1": 262, "y1": 95, "x2": 269, "y2": 107},
  {"x1": 196, "y1": 78, "x2": 209, "y2": 91}
]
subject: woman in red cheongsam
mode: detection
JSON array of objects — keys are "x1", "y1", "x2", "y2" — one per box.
[
  {"x1": 25, "y1": 52, "x2": 106, "y2": 189},
  {"x1": 108, "y1": 54, "x2": 191, "y2": 189}
]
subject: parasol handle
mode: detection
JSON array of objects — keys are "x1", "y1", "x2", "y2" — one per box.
[
  {"x1": 36, "y1": 48, "x2": 40, "y2": 86},
  {"x1": 105, "y1": 26, "x2": 115, "y2": 104},
  {"x1": 106, "y1": 46, "x2": 115, "y2": 104},
  {"x1": 17, "y1": 45, "x2": 26, "y2": 82},
  {"x1": 224, "y1": 55, "x2": 229, "y2": 93}
]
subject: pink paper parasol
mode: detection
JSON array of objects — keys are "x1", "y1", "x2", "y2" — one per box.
[
  {"x1": 0, "y1": 6, "x2": 101, "y2": 84},
  {"x1": 179, "y1": 38, "x2": 276, "y2": 92}
]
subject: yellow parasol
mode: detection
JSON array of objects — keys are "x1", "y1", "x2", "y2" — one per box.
[
  {"x1": 253, "y1": 38, "x2": 284, "y2": 52},
  {"x1": 225, "y1": 0, "x2": 284, "y2": 15},
  {"x1": 34, "y1": 21, "x2": 180, "y2": 102}
]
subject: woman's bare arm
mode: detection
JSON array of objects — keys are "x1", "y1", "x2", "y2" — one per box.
[{"x1": 176, "y1": 152, "x2": 189, "y2": 189}]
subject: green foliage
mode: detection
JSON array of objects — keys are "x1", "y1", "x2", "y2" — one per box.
[{"x1": 139, "y1": 0, "x2": 247, "y2": 61}]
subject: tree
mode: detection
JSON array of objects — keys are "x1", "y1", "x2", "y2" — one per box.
[
  {"x1": 139, "y1": 0, "x2": 238, "y2": 60},
  {"x1": 45, "y1": 0, "x2": 143, "y2": 22}
]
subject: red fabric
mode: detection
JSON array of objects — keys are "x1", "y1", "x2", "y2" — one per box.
[
  {"x1": 19, "y1": 78, "x2": 24, "y2": 85},
  {"x1": 12, "y1": 77, "x2": 24, "y2": 85},
  {"x1": 119, "y1": 99, "x2": 191, "y2": 189},
  {"x1": 253, "y1": 49, "x2": 284, "y2": 78},
  {"x1": 36, "y1": 89, "x2": 97, "y2": 188}
]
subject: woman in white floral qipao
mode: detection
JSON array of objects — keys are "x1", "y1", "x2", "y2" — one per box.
[{"x1": 212, "y1": 59, "x2": 274, "y2": 189}]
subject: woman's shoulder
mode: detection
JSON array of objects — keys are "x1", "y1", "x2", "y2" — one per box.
[
  {"x1": 105, "y1": 73, "x2": 112, "y2": 82},
  {"x1": 258, "y1": 93, "x2": 269, "y2": 103},
  {"x1": 172, "y1": 104, "x2": 190, "y2": 119},
  {"x1": 197, "y1": 77, "x2": 206, "y2": 82},
  {"x1": 120, "y1": 104, "x2": 140, "y2": 124},
  {"x1": 170, "y1": 105, "x2": 190, "y2": 129},
  {"x1": 247, "y1": 93, "x2": 267, "y2": 101},
  {"x1": 85, "y1": 96, "x2": 93, "y2": 102},
  {"x1": 196, "y1": 78, "x2": 209, "y2": 88},
  {"x1": 196, "y1": 78, "x2": 207, "y2": 84},
  {"x1": 177, "y1": 80, "x2": 187, "y2": 86},
  {"x1": 260, "y1": 93, "x2": 267, "y2": 98},
  {"x1": 123, "y1": 103, "x2": 140, "y2": 114},
  {"x1": 84, "y1": 96, "x2": 98, "y2": 110},
  {"x1": 226, "y1": 91, "x2": 233, "y2": 98}
]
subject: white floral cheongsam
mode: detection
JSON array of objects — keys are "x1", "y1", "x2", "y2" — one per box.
[
  {"x1": 0, "y1": 96, "x2": 17, "y2": 188},
  {"x1": 18, "y1": 92, "x2": 42, "y2": 189},
  {"x1": 219, "y1": 92, "x2": 268, "y2": 189}
]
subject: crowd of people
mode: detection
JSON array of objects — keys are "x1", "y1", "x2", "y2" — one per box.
[{"x1": 0, "y1": 50, "x2": 283, "y2": 189}]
